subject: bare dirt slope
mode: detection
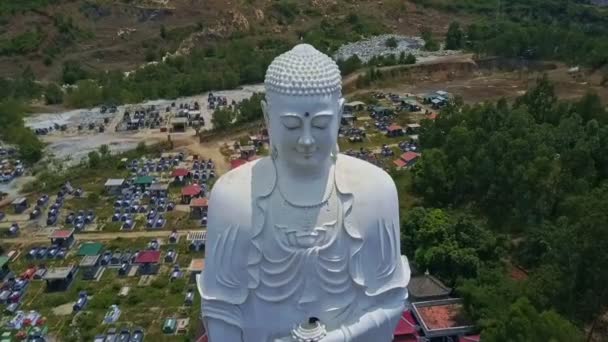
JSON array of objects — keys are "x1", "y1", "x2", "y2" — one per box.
[{"x1": 0, "y1": 0, "x2": 466, "y2": 81}]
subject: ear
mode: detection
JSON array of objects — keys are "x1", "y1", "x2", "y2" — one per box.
[
  {"x1": 261, "y1": 99, "x2": 270, "y2": 131},
  {"x1": 337, "y1": 97, "x2": 345, "y2": 122}
]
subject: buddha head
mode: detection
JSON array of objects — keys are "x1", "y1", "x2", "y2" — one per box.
[{"x1": 262, "y1": 44, "x2": 345, "y2": 169}]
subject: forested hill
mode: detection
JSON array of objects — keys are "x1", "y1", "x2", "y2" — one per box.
[{"x1": 401, "y1": 77, "x2": 608, "y2": 340}]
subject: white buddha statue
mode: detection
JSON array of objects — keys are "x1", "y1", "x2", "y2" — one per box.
[{"x1": 199, "y1": 44, "x2": 410, "y2": 342}]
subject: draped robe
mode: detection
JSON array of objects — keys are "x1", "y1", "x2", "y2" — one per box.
[{"x1": 199, "y1": 155, "x2": 410, "y2": 341}]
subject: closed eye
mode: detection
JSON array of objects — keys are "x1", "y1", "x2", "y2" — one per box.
[
  {"x1": 281, "y1": 116, "x2": 301, "y2": 129},
  {"x1": 311, "y1": 115, "x2": 332, "y2": 129}
]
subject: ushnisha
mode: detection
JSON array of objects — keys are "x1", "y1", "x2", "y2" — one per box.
[{"x1": 200, "y1": 44, "x2": 410, "y2": 342}]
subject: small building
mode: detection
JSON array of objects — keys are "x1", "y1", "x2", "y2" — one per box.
[
  {"x1": 80, "y1": 255, "x2": 102, "y2": 280},
  {"x1": 134, "y1": 250, "x2": 161, "y2": 275},
  {"x1": 240, "y1": 145, "x2": 256, "y2": 160},
  {"x1": 393, "y1": 310, "x2": 420, "y2": 342},
  {"x1": 12, "y1": 197, "x2": 28, "y2": 214},
  {"x1": 134, "y1": 175, "x2": 154, "y2": 189},
  {"x1": 372, "y1": 106, "x2": 393, "y2": 117},
  {"x1": 172, "y1": 117, "x2": 188, "y2": 132},
  {"x1": 44, "y1": 265, "x2": 78, "y2": 291},
  {"x1": 386, "y1": 125, "x2": 404, "y2": 137},
  {"x1": 341, "y1": 113, "x2": 357, "y2": 125},
  {"x1": 77, "y1": 242, "x2": 103, "y2": 257},
  {"x1": 187, "y1": 231, "x2": 207, "y2": 252},
  {"x1": 189, "y1": 197, "x2": 208, "y2": 219},
  {"x1": 181, "y1": 184, "x2": 202, "y2": 204},
  {"x1": 411, "y1": 298, "x2": 475, "y2": 339},
  {"x1": 405, "y1": 123, "x2": 421, "y2": 135},
  {"x1": 104, "y1": 179, "x2": 125, "y2": 195},
  {"x1": 0, "y1": 256, "x2": 10, "y2": 280},
  {"x1": 400, "y1": 98, "x2": 421, "y2": 112},
  {"x1": 188, "y1": 258, "x2": 205, "y2": 284},
  {"x1": 344, "y1": 101, "x2": 365, "y2": 112},
  {"x1": 50, "y1": 229, "x2": 75, "y2": 249},
  {"x1": 149, "y1": 183, "x2": 169, "y2": 197},
  {"x1": 171, "y1": 168, "x2": 190, "y2": 183},
  {"x1": 427, "y1": 113, "x2": 438, "y2": 120},
  {"x1": 176, "y1": 318, "x2": 190, "y2": 334},
  {"x1": 399, "y1": 152, "x2": 421, "y2": 167},
  {"x1": 393, "y1": 159, "x2": 407, "y2": 169},
  {"x1": 408, "y1": 271, "x2": 452, "y2": 302}
]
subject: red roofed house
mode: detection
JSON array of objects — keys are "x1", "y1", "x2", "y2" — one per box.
[
  {"x1": 428, "y1": 112, "x2": 438, "y2": 120},
  {"x1": 393, "y1": 159, "x2": 407, "y2": 169},
  {"x1": 172, "y1": 168, "x2": 190, "y2": 183},
  {"x1": 402, "y1": 152, "x2": 421, "y2": 166},
  {"x1": 135, "y1": 250, "x2": 161, "y2": 275},
  {"x1": 386, "y1": 124, "x2": 404, "y2": 137},
  {"x1": 394, "y1": 151, "x2": 421, "y2": 169},
  {"x1": 190, "y1": 197, "x2": 208, "y2": 219},
  {"x1": 50, "y1": 229, "x2": 75, "y2": 249},
  {"x1": 393, "y1": 310, "x2": 420, "y2": 342},
  {"x1": 411, "y1": 298, "x2": 475, "y2": 339},
  {"x1": 182, "y1": 184, "x2": 202, "y2": 204},
  {"x1": 230, "y1": 158, "x2": 248, "y2": 170}
]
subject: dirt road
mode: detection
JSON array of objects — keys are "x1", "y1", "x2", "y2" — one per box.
[{"x1": 342, "y1": 53, "x2": 475, "y2": 90}]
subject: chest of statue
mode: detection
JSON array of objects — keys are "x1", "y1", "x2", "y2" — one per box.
[{"x1": 253, "y1": 186, "x2": 356, "y2": 312}]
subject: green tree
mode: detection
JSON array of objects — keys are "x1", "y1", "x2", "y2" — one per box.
[
  {"x1": 87, "y1": 151, "x2": 101, "y2": 168},
  {"x1": 65, "y1": 80, "x2": 102, "y2": 108},
  {"x1": 44, "y1": 83, "x2": 63, "y2": 105},
  {"x1": 421, "y1": 27, "x2": 439, "y2": 51},
  {"x1": 385, "y1": 37, "x2": 398, "y2": 48},
  {"x1": 212, "y1": 108, "x2": 235, "y2": 131},
  {"x1": 482, "y1": 298, "x2": 582, "y2": 341},
  {"x1": 445, "y1": 21, "x2": 464, "y2": 50},
  {"x1": 404, "y1": 53, "x2": 416, "y2": 64},
  {"x1": 0, "y1": 99, "x2": 43, "y2": 163},
  {"x1": 62, "y1": 61, "x2": 88, "y2": 85}
]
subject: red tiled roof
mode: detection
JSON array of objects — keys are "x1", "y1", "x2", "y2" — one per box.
[
  {"x1": 182, "y1": 184, "x2": 202, "y2": 197},
  {"x1": 190, "y1": 197, "x2": 208, "y2": 208},
  {"x1": 394, "y1": 310, "x2": 418, "y2": 336},
  {"x1": 393, "y1": 159, "x2": 407, "y2": 168},
  {"x1": 172, "y1": 168, "x2": 189, "y2": 177},
  {"x1": 230, "y1": 159, "x2": 248, "y2": 169},
  {"x1": 50, "y1": 229, "x2": 74, "y2": 239},
  {"x1": 401, "y1": 152, "x2": 421, "y2": 162},
  {"x1": 134, "y1": 250, "x2": 161, "y2": 264},
  {"x1": 387, "y1": 124, "x2": 403, "y2": 132},
  {"x1": 428, "y1": 113, "x2": 438, "y2": 120},
  {"x1": 459, "y1": 335, "x2": 481, "y2": 342},
  {"x1": 417, "y1": 303, "x2": 470, "y2": 330}
]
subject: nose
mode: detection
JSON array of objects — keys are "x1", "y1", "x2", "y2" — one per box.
[{"x1": 298, "y1": 128, "x2": 315, "y2": 150}]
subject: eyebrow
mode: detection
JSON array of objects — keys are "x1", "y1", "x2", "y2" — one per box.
[{"x1": 279, "y1": 112, "x2": 333, "y2": 118}]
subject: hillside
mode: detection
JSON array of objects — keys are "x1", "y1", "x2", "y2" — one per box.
[{"x1": 0, "y1": 0, "x2": 461, "y2": 82}]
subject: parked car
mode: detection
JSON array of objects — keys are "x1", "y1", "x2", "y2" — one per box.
[
  {"x1": 118, "y1": 328, "x2": 130, "y2": 342},
  {"x1": 56, "y1": 248, "x2": 67, "y2": 259},
  {"x1": 36, "y1": 247, "x2": 48, "y2": 259},
  {"x1": 47, "y1": 247, "x2": 58, "y2": 258},
  {"x1": 105, "y1": 327, "x2": 117, "y2": 342},
  {"x1": 129, "y1": 327, "x2": 144, "y2": 342},
  {"x1": 100, "y1": 251, "x2": 111, "y2": 265}
]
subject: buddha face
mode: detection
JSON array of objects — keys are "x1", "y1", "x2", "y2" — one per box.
[{"x1": 262, "y1": 92, "x2": 344, "y2": 169}]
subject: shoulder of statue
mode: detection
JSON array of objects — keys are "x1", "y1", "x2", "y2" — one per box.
[
  {"x1": 208, "y1": 157, "x2": 274, "y2": 222},
  {"x1": 335, "y1": 154, "x2": 398, "y2": 210}
]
